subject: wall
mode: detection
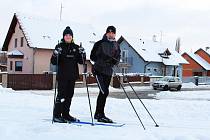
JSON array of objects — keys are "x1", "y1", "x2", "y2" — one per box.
[
  {"x1": 7, "y1": 22, "x2": 33, "y2": 74},
  {"x1": 145, "y1": 62, "x2": 163, "y2": 76},
  {"x1": 182, "y1": 53, "x2": 205, "y2": 77},
  {"x1": 119, "y1": 40, "x2": 145, "y2": 73},
  {"x1": 34, "y1": 49, "x2": 53, "y2": 74}
]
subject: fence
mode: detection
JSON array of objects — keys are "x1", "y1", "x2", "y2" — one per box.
[
  {"x1": 1, "y1": 73, "x2": 151, "y2": 90},
  {"x1": 126, "y1": 75, "x2": 150, "y2": 82},
  {"x1": 7, "y1": 74, "x2": 53, "y2": 90},
  {"x1": 182, "y1": 76, "x2": 210, "y2": 85}
]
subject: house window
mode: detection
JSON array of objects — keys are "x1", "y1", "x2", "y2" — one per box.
[
  {"x1": 15, "y1": 61, "x2": 23, "y2": 71},
  {"x1": 15, "y1": 38, "x2": 18, "y2": 48},
  {"x1": 154, "y1": 68, "x2": 157, "y2": 72},
  {"x1": 121, "y1": 50, "x2": 128, "y2": 63},
  {"x1": 10, "y1": 61, "x2": 13, "y2": 71},
  {"x1": 121, "y1": 67, "x2": 128, "y2": 74},
  {"x1": 147, "y1": 68, "x2": 151, "y2": 71},
  {"x1": 21, "y1": 37, "x2": 24, "y2": 47}
]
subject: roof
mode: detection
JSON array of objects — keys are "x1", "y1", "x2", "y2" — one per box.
[
  {"x1": 118, "y1": 36, "x2": 188, "y2": 65},
  {"x1": 7, "y1": 49, "x2": 24, "y2": 56},
  {"x1": 187, "y1": 53, "x2": 210, "y2": 70},
  {"x1": 3, "y1": 13, "x2": 100, "y2": 59},
  {"x1": 195, "y1": 48, "x2": 210, "y2": 58}
]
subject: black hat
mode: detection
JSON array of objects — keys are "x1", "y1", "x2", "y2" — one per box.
[
  {"x1": 106, "y1": 26, "x2": 116, "y2": 34},
  {"x1": 63, "y1": 26, "x2": 73, "y2": 37}
]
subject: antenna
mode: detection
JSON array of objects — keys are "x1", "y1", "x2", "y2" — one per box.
[
  {"x1": 160, "y1": 30, "x2": 163, "y2": 44},
  {"x1": 60, "y1": 3, "x2": 64, "y2": 21}
]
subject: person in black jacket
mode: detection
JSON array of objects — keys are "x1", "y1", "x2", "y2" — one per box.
[
  {"x1": 51, "y1": 26, "x2": 85, "y2": 123},
  {"x1": 90, "y1": 26, "x2": 121, "y2": 123}
]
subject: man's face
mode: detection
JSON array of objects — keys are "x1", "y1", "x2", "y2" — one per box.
[
  {"x1": 106, "y1": 32, "x2": 116, "y2": 40},
  {"x1": 64, "y1": 34, "x2": 73, "y2": 43}
]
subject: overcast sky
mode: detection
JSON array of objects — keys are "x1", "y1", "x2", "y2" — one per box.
[{"x1": 1, "y1": 0, "x2": 210, "y2": 53}]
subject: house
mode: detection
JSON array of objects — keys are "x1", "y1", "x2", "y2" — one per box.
[
  {"x1": 2, "y1": 13, "x2": 99, "y2": 74},
  {"x1": 195, "y1": 48, "x2": 210, "y2": 64},
  {"x1": 117, "y1": 36, "x2": 188, "y2": 78},
  {"x1": 182, "y1": 50, "x2": 210, "y2": 77}
]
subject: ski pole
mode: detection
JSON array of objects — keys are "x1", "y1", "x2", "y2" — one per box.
[
  {"x1": 80, "y1": 43, "x2": 94, "y2": 126},
  {"x1": 52, "y1": 77, "x2": 57, "y2": 124},
  {"x1": 116, "y1": 67, "x2": 159, "y2": 127},
  {"x1": 52, "y1": 41, "x2": 60, "y2": 124},
  {"x1": 113, "y1": 70, "x2": 146, "y2": 130}
]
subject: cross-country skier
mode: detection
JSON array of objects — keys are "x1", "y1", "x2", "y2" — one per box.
[
  {"x1": 51, "y1": 26, "x2": 86, "y2": 123},
  {"x1": 90, "y1": 26, "x2": 121, "y2": 123}
]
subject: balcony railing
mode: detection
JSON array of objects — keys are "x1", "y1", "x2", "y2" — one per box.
[{"x1": 119, "y1": 57, "x2": 133, "y2": 66}]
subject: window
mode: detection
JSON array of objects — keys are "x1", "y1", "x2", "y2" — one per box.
[
  {"x1": 154, "y1": 68, "x2": 157, "y2": 72},
  {"x1": 15, "y1": 61, "x2": 23, "y2": 71},
  {"x1": 121, "y1": 50, "x2": 128, "y2": 63},
  {"x1": 121, "y1": 67, "x2": 128, "y2": 74},
  {"x1": 10, "y1": 61, "x2": 13, "y2": 71},
  {"x1": 15, "y1": 38, "x2": 18, "y2": 48},
  {"x1": 21, "y1": 37, "x2": 24, "y2": 47}
]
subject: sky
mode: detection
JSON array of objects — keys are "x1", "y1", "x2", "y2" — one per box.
[{"x1": 1, "y1": 0, "x2": 210, "y2": 53}]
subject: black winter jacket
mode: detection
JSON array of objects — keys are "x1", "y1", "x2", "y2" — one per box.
[
  {"x1": 51, "y1": 40, "x2": 84, "y2": 81},
  {"x1": 90, "y1": 35, "x2": 121, "y2": 76}
]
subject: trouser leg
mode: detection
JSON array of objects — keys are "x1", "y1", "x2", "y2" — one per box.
[
  {"x1": 62, "y1": 80, "x2": 75, "y2": 117},
  {"x1": 95, "y1": 74, "x2": 112, "y2": 115}
]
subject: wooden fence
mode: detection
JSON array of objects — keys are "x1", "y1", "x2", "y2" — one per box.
[
  {"x1": 124, "y1": 75, "x2": 150, "y2": 83},
  {"x1": 7, "y1": 74, "x2": 53, "y2": 90},
  {"x1": 2, "y1": 73, "x2": 150, "y2": 90}
]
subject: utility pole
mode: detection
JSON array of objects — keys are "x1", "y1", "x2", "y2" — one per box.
[
  {"x1": 160, "y1": 30, "x2": 163, "y2": 44},
  {"x1": 60, "y1": 3, "x2": 64, "y2": 21}
]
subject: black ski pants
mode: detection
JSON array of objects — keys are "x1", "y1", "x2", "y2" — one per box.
[
  {"x1": 95, "y1": 73, "x2": 112, "y2": 115},
  {"x1": 53, "y1": 79, "x2": 75, "y2": 117}
]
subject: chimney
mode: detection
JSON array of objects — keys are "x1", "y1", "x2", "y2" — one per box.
[
  {"x1": 152, "y1": 35, "x2": 158, "y2": 42},
  {"x1": 205, "y1": 47, "x2": 210, "y2": 52}
]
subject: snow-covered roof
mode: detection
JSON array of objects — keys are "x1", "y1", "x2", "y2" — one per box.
[
  {"x1": 187, "y1": 53, "x2": 210, "y2": 70},
  {"x1": 7, "y1": 49, "x2": 24, "y2": 56},
  {"x1": 0, "y1": 51, "x2": 7, "y2": 53},
  {"x1": 16, "y1": 13, "x2": 100, "y2": 59},
  {"x1": 120, "y1": 36, "x2": 188, "y2": 65}
]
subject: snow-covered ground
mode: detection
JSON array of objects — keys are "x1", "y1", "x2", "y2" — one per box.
[{"x1": 0, "y1": 85, "x2": 210, "y2": 140}]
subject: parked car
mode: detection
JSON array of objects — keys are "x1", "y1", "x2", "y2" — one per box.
[{"x1": 152, "y1": 76, "x2": 182, "y2": 91}]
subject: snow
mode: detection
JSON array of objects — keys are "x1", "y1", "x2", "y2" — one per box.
[
  {"x1": 156, "y1": 90, "x2": 210, "y2": 100},
  {"x1": 1, "y1": 85, "x2": 210, "y2": 140},
  {"x1": 16, "y1": 13, "x2": 101, "y2": 59},
  {"x1": 182, "y1": 82, "x2": 210, "y2": 88},
  {"x1": 7, "y1": 49, "x2": 24, "y2": 56},
  {"x1": 121, "y1": 36, "x2": 188, "y2": 65},
  {"x1": 187, "y1": 53, "x2": 210, "y2": 70}
]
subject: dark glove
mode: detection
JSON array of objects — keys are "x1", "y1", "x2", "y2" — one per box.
[
  {"x1": 79, "y1": 46, "x2": 85, "y2": 54},
  {"x1": 53, "y1": 47, "x2": 62, "y2": 56},
  {"x1": 78, "y1": 46, "x2": 86, "y2": 60}
]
